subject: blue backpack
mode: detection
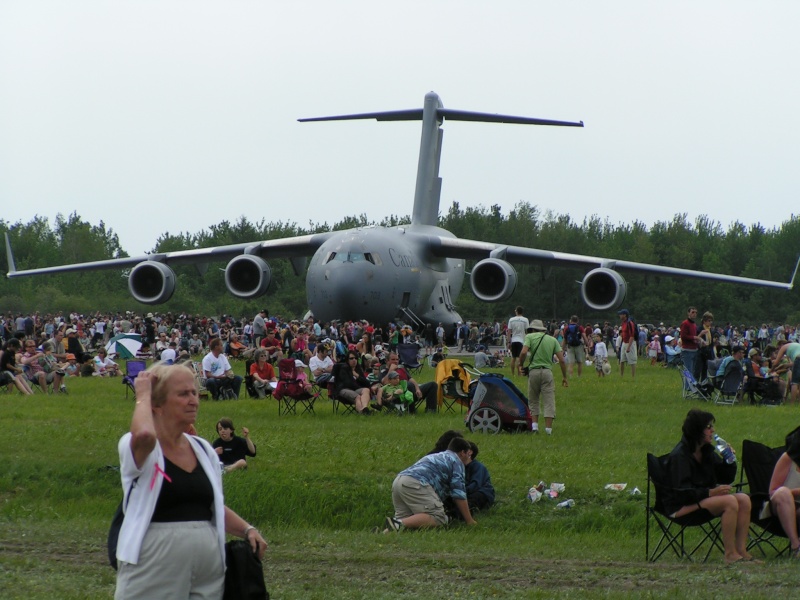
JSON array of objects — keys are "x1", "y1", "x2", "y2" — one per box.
[{"x1": 566, "y1": 324, "x2": 582, "y2": 347}]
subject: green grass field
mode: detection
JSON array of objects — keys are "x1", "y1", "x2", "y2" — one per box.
[{"x1": 2, "y1": 359, "x2": 799, "y2": 599}]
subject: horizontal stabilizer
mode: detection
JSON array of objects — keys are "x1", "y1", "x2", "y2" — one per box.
[
  {"x1": 438, "y1": 108, "x2": 583, "y2": 128},
  {"x1": 299, "y1": 108, "x2": 583, "y2": 128},
  {"x1": 299, "y1": 109, "x2": 423, "y2": 123}
]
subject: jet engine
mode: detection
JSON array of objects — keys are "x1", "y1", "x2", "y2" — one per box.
[
  {"x1": 128, "y1": 261, "x2": 176, "y2": 305},
  {"x1": 470, "y1": 258, "x2": 517, "y2": 302},
  {"x1": 225, "y1": 255, "x2": 271, "y2": 299},
  {"x1": 580, "y1": 268, "x2": 627, "y2": 311}
]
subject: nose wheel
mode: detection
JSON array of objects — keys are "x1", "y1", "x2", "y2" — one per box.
[{"x1": 468, "y1": 407, "x2": 501, "y2": 434}]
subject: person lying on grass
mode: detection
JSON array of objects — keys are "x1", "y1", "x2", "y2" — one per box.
[{"x1": 382, "y1": 436, "x2": 477, "y2": 532}]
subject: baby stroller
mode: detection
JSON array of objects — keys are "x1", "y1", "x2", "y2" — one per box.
[{"x1": 466, "y1": 373, "x2": 532, "y2": 434}]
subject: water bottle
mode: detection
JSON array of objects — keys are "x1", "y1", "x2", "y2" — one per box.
[{"x1": 714, "y1": 434, "x2": 736, "y2": 464}]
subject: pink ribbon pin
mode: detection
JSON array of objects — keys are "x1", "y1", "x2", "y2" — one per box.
[{"x1": 150, "y1": 463, "x2": 172, "y2": 490}]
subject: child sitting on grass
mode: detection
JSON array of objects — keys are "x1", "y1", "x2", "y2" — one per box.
[{"x1": 212, "y1": 418, "x2": 256, "y2": 474}]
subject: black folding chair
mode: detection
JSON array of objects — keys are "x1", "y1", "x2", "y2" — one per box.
[
  {"x1": 397, "y1": 343, "x2": 423, "y2": 376},
  {"x1": 440, "y1": 372, "x2": 470, "y2": 414},
  {"x1": 739, "y1": 440, "x2": 791, "y2": 557},
  {"x1": 329, "y1": 363, "x2": 357, "y2": 415},
  {"x1": 645, "y1": 453, "x2": 724, "y2": 562},
  {"x1": 743, "y1": 362, "x2": 784, "y2": 406},
  {"x1": 711, "y1": 360, "x2": 743, "y2": 405}
]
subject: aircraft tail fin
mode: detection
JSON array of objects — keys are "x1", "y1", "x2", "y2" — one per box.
[
  {"x1": 299, "y1": 92, "x2": 583, "y2": 227},
  {"x1": 5, "y1": 232, "x2": 17, "y2": 276}
]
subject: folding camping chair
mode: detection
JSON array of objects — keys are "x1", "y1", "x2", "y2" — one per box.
[
  {"x1": 710, "y1": 360, "x2": 744, "y2": 405},
  {"x1": 21, "y1": 364, "x2": 44, "y2": 394},
  {"x1": 434, "y1": 358, "x2": 472, "y2": 414},
  {"x1": 645, "y1": 452, "x2": 724, "y2": 562},
  {"x1": 680, "y1": 368, "x2": 713, "y2": 402},
  {"x1": 329, "y1": 362, "x2": 357, "y2": 415},
  {"x1": 123, "y1": 360, "x2": 147, "y2": 399},
  {"x1": 274, "y1": 359, "x2": 317, "y2": 415},
  {"x1": 397, "y1": 343, "x2": 423, "y2": 376},
  {"x1": 743, "y1": 361, "x2": 784, "y2": 406},
  {"x1": 738, "y1": 439, "x2": 791, "y2": 557}
]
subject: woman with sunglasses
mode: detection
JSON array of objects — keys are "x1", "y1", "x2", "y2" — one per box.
[
  {"x1": 665, "y1": 409, "x2": 754, "y2": 564},
  {"x1": 333, "y1": 352, "x2": 374, "y2": 414}
]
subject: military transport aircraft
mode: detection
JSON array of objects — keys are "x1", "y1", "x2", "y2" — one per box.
[{"x1": 5, "y1": 92, "x2": 798, "y2": 328}]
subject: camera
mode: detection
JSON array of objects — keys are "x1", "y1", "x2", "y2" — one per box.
[{"x1": 521, "y1": 367, "x2": 530, "y2": 376}]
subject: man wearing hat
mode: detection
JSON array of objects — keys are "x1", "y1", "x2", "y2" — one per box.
[
  {"x1": 160, "y1": 341, "x2": 178, "y2": 364},
  {"x1": 715, "y1": 345, "x2": 745, "y2": 378},
  {"x1": 65, "y1": 327, "x2": 87, "y2": 364},
  {"x1": 617, "y1": 309, "x2": 637, "y2": 379},
  {"x1": 518, "y1": 319, "x2": 567, "y2": 435}
]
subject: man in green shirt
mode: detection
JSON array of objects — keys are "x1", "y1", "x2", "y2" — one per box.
[{"x1": 518, "y1": 319, "x2": 568, "y2": 435}]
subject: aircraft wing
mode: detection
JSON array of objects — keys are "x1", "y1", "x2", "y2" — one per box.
[
  {"x1": 5, "y1": 232, "x2": 333, "y2": 278},
  {"x1": 426, "y1": 235, "x2": 799, "y2": 290}
]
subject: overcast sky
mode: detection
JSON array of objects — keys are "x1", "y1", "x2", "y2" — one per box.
[{"x1": 2, "y1": 1, "x2": 799, "y2": 256}]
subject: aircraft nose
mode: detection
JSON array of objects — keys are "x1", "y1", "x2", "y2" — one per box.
[{"x1": 326, "y1": 262, "x2": 368, "y2": 304}]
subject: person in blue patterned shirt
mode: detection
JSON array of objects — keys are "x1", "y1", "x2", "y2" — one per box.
[{"x1": 383, "y1": 437, "x2": 477, "y2": 531}]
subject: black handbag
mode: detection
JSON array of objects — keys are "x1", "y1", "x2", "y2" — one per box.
[
  {"x1": 224, "y1": 540, "x2": 269, "y2": 600},
  {"x1": 107, "y1": 477, "x2": 138, "y2": 570}
]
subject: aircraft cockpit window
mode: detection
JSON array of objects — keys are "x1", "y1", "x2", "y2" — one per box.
[
  {"x1": 364, "y1": 252, "x2": 382, "y2": 266},
  {"x1": 325, "y1": 251, "x2": 381, "y2": 264}
]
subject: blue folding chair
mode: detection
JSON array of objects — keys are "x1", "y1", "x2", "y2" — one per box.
[
  {"x1": 123, "y1": 360, "x2": 147, "y2": 399},
  {"x1": 680, "y1": 368, "x2": 712, "y2": 402}
]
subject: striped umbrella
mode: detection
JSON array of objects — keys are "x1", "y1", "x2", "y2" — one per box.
[{"x1": 105, "y1": 333, "x2": 143, "y2": 360}]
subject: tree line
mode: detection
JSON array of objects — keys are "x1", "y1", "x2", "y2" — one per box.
[{"x1": 2, "y1": 205, "x2": 799, "y2": 326}]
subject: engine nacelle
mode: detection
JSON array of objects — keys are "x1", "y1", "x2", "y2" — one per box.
[
  {"x1": 128, "y1": 261, "x2": 176, "y2": 305},
  {"x1": 581, "y1": 268, "x2": 627, "y2": 311},
  {"x1": 225, "y1": 255, "x2": 271, "y2": 299},
  {"x1": 470, "y1": 258, "x2": 517, "y2": 302}
]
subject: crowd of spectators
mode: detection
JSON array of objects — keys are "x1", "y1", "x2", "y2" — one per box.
[{"x1": 3, "y1": 308, "x2": 798, "y2": 400}]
